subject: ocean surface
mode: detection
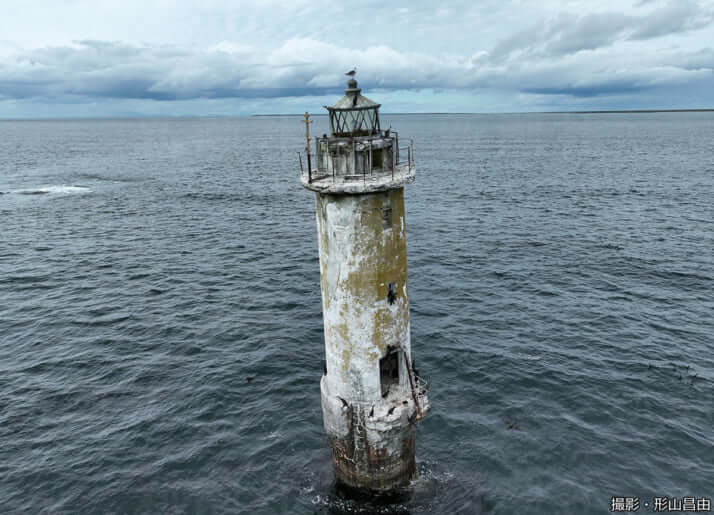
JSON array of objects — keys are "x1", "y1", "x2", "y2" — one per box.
[{"x1": 1, "y1": 113, "x2": 712, "y2": 514}]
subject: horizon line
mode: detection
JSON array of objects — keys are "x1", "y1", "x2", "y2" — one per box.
[
  {"x1": 253, "y1": 108, "x2": 714, "y2": 116},
  {"x1": 1, "y1": 108, "x2": 713, "y2": 121}
]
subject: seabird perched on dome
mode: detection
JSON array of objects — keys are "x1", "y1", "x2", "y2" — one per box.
[{"x1": 345, "y1": 67, "x2": 357, "y2": 77}]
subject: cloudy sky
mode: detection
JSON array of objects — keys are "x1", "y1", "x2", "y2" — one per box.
[{"x1": 1, "y1": 0, "x2": 713, "y2": 117}]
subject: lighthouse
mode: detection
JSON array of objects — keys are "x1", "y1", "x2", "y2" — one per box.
[{"x1": 300, "y1": 75, "x2": 430, "y2": 491}]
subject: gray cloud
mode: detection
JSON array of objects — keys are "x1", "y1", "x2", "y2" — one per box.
[
  {"x1": 545, "y1": 13, "x2": 631, "y2": 56},
  {"x1": 492, "y1": 0, "x2": 713, "y2": 59},
  {"x1": 630, "y1": 0, "x2": 713, "y2": 39},
  {"x1": 674, "y1": 47, "x2": 714, "y2": 70},
  {"x1": 0, "y1": 35, "x2": 712, "y2": 107},
  {"x1": 524, "y1": 82, "x2": 647, "y2": 98},
  {"x1": 0, "y1": 0, "x2": 713, "y2": 114}
]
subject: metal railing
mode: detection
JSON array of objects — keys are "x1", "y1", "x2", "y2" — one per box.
[{"x1": 300, "y1": 132, "x2": 413, "y2": 184}]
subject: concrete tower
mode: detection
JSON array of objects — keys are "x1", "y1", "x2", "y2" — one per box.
[{"x1": 300, "y1": 76, "x2": 430, "y2": 491}]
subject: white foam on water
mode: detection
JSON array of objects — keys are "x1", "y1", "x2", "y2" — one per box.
[{"x1": 14, "y1": 185, "x2": 91, "y2": 196}]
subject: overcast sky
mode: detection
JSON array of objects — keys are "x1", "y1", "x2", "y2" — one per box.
[{"x1": 1, "y1": 0, "x2": 713, "y2": 117}]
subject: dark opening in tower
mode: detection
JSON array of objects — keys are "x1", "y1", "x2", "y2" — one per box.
[{"x1": 380, "y1": 346, "x2": 400, "y2": 398}]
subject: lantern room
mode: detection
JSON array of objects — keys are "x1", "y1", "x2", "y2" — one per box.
[
  {"x1": 326, "y1": 78, "x2": 381, "y2": 137},
  {"x1": 300, "y1": 76, "x2": 415, "y2": 193}
]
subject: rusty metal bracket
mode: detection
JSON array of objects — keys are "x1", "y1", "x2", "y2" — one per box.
[{"x1": 401, "y1": 350, "x2": 421, "y2": 419}]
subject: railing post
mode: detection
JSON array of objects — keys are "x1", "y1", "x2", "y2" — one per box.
[
  {"x1": 381, "y1": 142, "x2": 385, "y2": 174},
  {"x1": 363, "y1": 146, "x2": 366, "y2": 182},
  {"x1": 331, "y1": 142, "x2": 336, "y2": 181},
  {"x1": 315, "y1": 137, "x2": 320, "y2": 175},
  {"x1": 395, "y1": 132, "x2": 399, "y2": 164}
]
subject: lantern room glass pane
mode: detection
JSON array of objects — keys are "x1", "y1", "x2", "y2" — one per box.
[
  {"x1": 345, "y1": 110, "x2": 361, "y2": 133},
  {"x1": 329, "y1": 107, "x2": 380, "y2": 136}
]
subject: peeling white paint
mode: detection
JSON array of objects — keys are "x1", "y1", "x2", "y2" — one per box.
[
  {"x1": 317, "y1": 190, "x2": 411, "y2": 402},
  {"x1": 310, "y1": 184, "x2": 429, "y2": 490}
]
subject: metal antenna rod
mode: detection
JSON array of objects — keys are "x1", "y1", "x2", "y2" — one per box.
[{"x1": 303, "y1": 112, "x2": 313, "y2": 183}]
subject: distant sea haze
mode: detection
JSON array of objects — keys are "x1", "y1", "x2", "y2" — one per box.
[
  {"x1": 252, "y1": 108, "x2": 714, "y2": 116},
  {"x1": 0, "y1": 113, "x2": 712, "y2": 514}
]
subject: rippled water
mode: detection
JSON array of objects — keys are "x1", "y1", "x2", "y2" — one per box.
[{"x1": 1, "y1": 114, "x2": 712, "y2": 514}]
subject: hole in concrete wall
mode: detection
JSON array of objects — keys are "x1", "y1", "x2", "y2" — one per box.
[
  {"x1": 382, "y1": 206, "x2": 392, "y2": 229},
  {"x1": 380, "y1": 346, "x2": 400, "y2": 398},
  {"x1": 387, "y1": 282, "x2": 397, "y2": 305}
]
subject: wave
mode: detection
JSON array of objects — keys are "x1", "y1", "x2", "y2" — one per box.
[
  {"x1": 75, "y1": 173, "x2": 143, "y2": 183},
  {"x1": 13, "y1": 185, "x2": 91, "y2": 196}
]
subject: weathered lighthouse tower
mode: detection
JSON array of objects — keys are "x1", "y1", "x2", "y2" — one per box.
[{"x1": 300, "y1": 75, "x2": 429, "y2": 492}]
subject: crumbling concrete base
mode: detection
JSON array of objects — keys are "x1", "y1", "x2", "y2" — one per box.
[
  {"x1": 329, "y1": 430, "x2": 416, "y2": 491},
  {"x1": 321, "y1": 375, "x2": 421, "y2": 491}
]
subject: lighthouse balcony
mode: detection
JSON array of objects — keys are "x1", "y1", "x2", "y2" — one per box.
[{"x1": 300, "y1": 133, "x2": 415, "y2": 194}]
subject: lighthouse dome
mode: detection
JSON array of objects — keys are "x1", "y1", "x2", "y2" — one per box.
[{"x1": 325, "y1": 78, "x2": 381, "y2": 137}]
